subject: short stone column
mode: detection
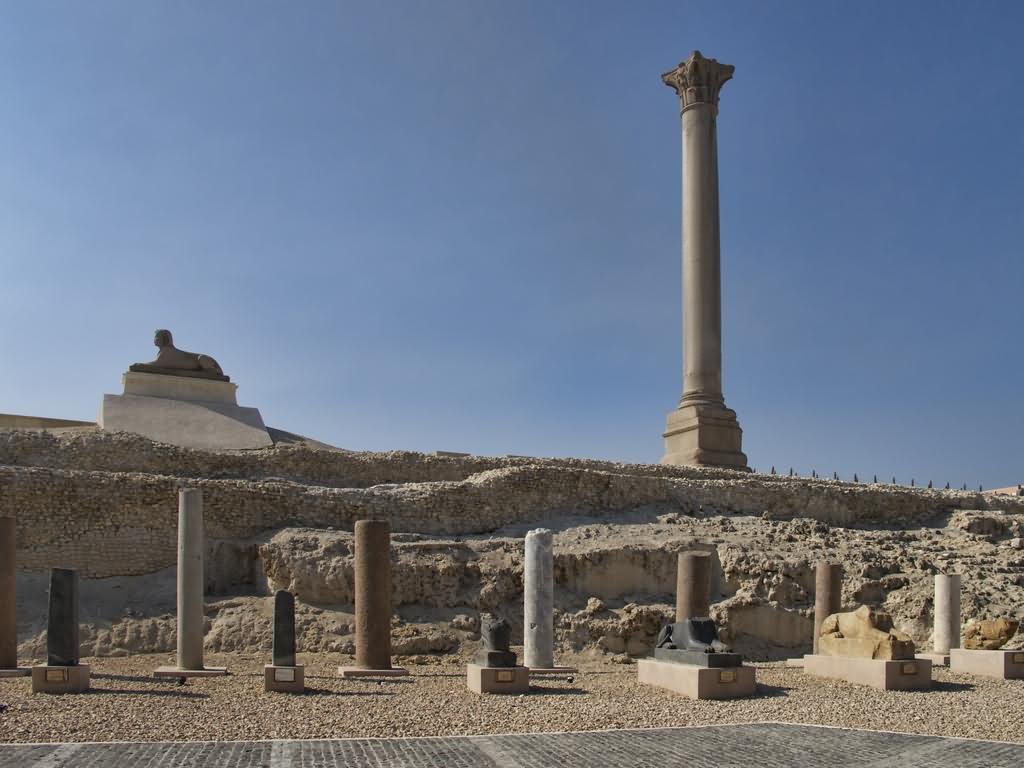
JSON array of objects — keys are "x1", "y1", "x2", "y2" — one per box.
[
  {"x1": 933, "y1": 574, "x2": 961, "y2": 655},
  {"x1": 676, "y1": 551, "x2": 712, "y2": 621},
  {"x1": 660, "y1": 51, "x2": 747, "y2": 470},
  {"x1": 524, "y1": 529, "x2": 554, "y2": 669},
  {"x1": 31, "y1": 568, "x2": 90, "y2": 693},
  {"x1": 155, "y1": 489, "x2": 226, "y2": 678},
  {"x1": 265, "y1": 590, "x2": 304, "y2": 692},
  {"x1": 339, "y1": 519, "x2": 407, "y2": 677},
  {"x1": 0, "y1": 516, "x2": 27, "y2": 675},
  {"x1": 813, "y1": 561, "x2": 843, "y2": 654}
]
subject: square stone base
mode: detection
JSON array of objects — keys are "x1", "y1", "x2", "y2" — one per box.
[
  {"x1": 0, "y1": 667, "x2": 31, "y2": 678},
  {"x1": 153, "y1": 666, "x2": 229, "y2": 679},
  {"x1": 466, "y1": 664, "x2": 529, "y2": 694},
  {"x1": 337, "y1": 666, "x2": 409, "y2": 679},
  {"x1": 661, "y1": 403, "x2": 748, "y2": 470},
  {"x1": 950, "y1": 649, "x2": 1024, "y2": 680},
  {"x1": 31, "y1": 665, "x2": 90, "y2": 694},
  {"x1": 803, "y1": 655, "x2": 931, "y2": 691},
  {"x1": 916, "y1": 652, "x2": 950, "y2": 667},
  {"x1": 637, "y1": 658, "x2": 756, "y2": 700},
  {"x1": 527, "y1": 666, "x2": 578, "y2": 676},
  {"x1": 264, "y1": 665, "x2": 305, "y2": 693}
]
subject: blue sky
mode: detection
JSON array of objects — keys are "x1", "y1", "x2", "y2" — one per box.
[{"x1": 1, "y1": 1, "x2": 1021, "y2": 488}]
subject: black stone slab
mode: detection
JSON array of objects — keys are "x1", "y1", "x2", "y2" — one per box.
[
  {"x1": 46, "y1": 568, "x2": 79, "y2": 667},
  {"x1": 272, "y1": 590, "x2": 296, "y2": 667},
  {"x1": 653, "y1": 647, "x2": 742, "y2": 668}
]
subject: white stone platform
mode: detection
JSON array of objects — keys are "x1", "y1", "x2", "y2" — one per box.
[
  {"x1": 99, "y1": 372, "x2": 272, "y2": 450},
  {"x1": 803, "y1": 654, "x2": 931, "y2": 691},
  {"x1": 949, "y1": 648, "x2": 1024, "y2": 679},
  {"x1": 637, "y1": 658, "x2": 756, "y2": 700}
]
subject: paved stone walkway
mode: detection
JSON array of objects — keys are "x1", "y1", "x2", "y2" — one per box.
[{"x1": 1, "y1": 723, "x2": 1022, "y2": 767}]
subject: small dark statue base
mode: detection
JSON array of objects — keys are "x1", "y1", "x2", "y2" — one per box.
[
  {"x1": 654, "y1": 618, "x2": 742, "y2": 667},
  {"x1": 476, "y1": 650, "x2": 518, "y2": 668}
]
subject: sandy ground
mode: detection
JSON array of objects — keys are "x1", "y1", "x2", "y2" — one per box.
[{"x1": 1, "y1": 651, "x2": 1022, "y2": 745}]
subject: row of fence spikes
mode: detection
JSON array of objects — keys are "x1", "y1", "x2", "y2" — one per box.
[{"x1": 761, "y1": 466, "x2": 983, "y2": 492}]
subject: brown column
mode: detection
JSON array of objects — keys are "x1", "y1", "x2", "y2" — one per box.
[
  {"x1": 676, "y1": 551, "x2": 712, "y2": 621},
  {"x1": 0, "y1": 517, "x2": 16, "y2": 669},
  {"x1": 354, "y1": 519, "x2": 393, "y2": 670},
  {"x1": 813, "y1": 561, "x2": 843, "y2": 653}
]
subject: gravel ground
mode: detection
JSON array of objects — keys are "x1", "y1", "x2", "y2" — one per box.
[{"x1": 1, "y1": 651, "x2": 1022, "y2": 744}]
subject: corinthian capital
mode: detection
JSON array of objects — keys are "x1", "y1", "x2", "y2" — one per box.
[{"x1": 662, "y1": 50, "x2": 734, "y2": 110}]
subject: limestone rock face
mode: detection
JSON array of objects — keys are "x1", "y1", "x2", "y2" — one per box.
[
  {"x1": 963, "y1": 618, "x2": 1020, "y2": 650},
  {"x1": 818, "y1": 605, "x2": 916, "y2": 660}
]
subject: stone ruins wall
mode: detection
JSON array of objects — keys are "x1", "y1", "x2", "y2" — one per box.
[{"x1": 2, "y1": 429, "x2": 1022, "y2": 580}]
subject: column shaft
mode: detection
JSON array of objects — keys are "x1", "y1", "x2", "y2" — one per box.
[
  {"x1": 524, "y1": 528, "x2": 554, "y2": 669},
  {"x1": 0, "y1": 518, "x2": 15, "y2": 669},
  {"x1": 681, "y1": 104, "x2": 723, "y2": 405},
  {"x1": 676, "y1": 551, "x2": 712, "y2": 621},
  {"x1": 47, "y1": 568, "x2": 79, "y2": 667},
  {"x1": 177, "y1": 489, "x2": 205, "y2": 671},
  {"x1": 354, "y1": 519, "x2": 393, "y2": 669},
  {"x1": 813, "y1": 561, "x2": 843, "y2": 654},
  {"x1": 933, "y1": 574, "x2": 961, "y2": 654},
  {"x1": 273, "y1": 590, "x2": 297, "y2": 667}
]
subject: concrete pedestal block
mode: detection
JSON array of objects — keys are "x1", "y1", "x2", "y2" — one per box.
[
  {"x1": 264, "y1": 664, "x2": 305, "y2": 693},
  {"x1": 662, "y1": 404, "x2": 747, "y2": 470},
  {"x1": 153, "y1": 666, "x2": 228, "y2": 679},
  {"x1": 949, "y1": 649, "x2": 1024, "y2": 680},
  {"x1": 637, "y1": 658, "x2": 756, "y2": 700},
  {"x1": 803, "y1": 655, "x2": 931, "y2": 691},
  {"x1": 466, "y1": 664, "x2": 529, "y2": 695},
  {"x1": 337, "y1": 666, "x2": 409, "y2": 679},
  {"x1": 31, "y1": 665, "x2": 90, "y2": 694},
  {"x1": 916, "y1": 652, "x2": 950, "y2": 667}
]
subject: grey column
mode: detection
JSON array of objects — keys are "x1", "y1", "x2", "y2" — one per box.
[
  {"x1": 177, "y1": 489, "x2": 205, "y2": 671},
  {"x1": 47, "y1": 568, "x2": 79, "y2": 667},
  {"x1": 524, "y1": 528, "x2": 554, "y2": 669},
  {"x1": 354, "y1": 519, "x2": 392, "y2": 670},
  {"x1": 676, "y1": 551, "x2": 712, "y2": 621},
  {"x1": 813, "y1": 561, "x2": 843, "y2": 654},
  {"x1": 273, "y1": 590, "x2": 297, "y2": 667},
  {"x1": 0, "y1": 517, "x2": 16, "y2": 669},
  {"x1": 933, "y1": 573, "x2": 961, "y2": 655}
]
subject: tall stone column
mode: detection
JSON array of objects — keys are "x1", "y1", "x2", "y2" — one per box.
[
  {"x1": 46, "y1": 568, "x2": 80, "y2": 667},
  {"x1": 524, "y1": 528, "x2": 554, "y2": 669},
  {"x1": 933, "y1": 574, "x2": 961, "y2": 655},
  {"x1": 676, "y1": 551, "x2": 712, "y2": 620},
  {"x1": 176, "y1": 489, "x2": 205, "y2": 671},
  {"x1": 661, "y1": 50, "x2": 747, "y2": 470},
  {"x1": 0, "y1": 517, "x2": 17, "y2": 671},
  {"x1": 813, "y1": 561, "x2": 843, "y2": 654}
]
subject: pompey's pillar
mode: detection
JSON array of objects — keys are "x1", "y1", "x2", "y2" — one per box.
[{"x1": 660, "y1": 51, "x2": 748, "y2": 470}]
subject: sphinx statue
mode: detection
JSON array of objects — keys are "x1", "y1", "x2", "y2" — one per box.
[
  {"x1": 653, "y1": 617, "x2": 741, "y2": 668},
  {"x1": 963, "y1": 617, "x2": 1020, "y2": 650},
  {"x1": 818, "y1": 605, "x2": 915, "y2": 660},
  {"x1": 129, "y1": 329, "x2": 228, "y2": 381},
  {"x1": 476, "y1": 614, "x2": 517, "y2": 668}
]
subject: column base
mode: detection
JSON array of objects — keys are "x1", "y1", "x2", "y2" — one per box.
[
  {"x1": 337, "y1": 666, "x2": 409, "y2": 678},
  {"x1": 803, "y1": 654, "x2": 931, "y2": 690},
  {"x1": 264, "y1": 664, "x2": 305, "y2": 693},
  {"x1": 916, "y1": 652, "x2": 950, "y2": 667},
  {"x1": 0, "y1": 667, "x2": 31, "y2": 678},
  {"x1": 153, "y1": 666, "x2": 229, "y2": 679},
  {"x1": 661, "y1": 403, "x2": 748, "y2": 470},
  {"x1": 31, "y1": 665, "x2": 90, "y2": 694},
  {"x1": 527, "y1": 665, "x2": 578, "y2": 676}
]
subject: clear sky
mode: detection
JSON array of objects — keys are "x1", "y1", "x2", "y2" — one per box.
[{"x1": 1, "y1": 1, "x2": 1021, "y2": 488}]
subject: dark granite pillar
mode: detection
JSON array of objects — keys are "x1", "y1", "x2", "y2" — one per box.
[
  {"x1": 676, "y1": 551, "x2": 712, "y2": 621},
  {"x1": 813, "y1": 561, "x2": 843, "y2": 654},
  {"x1": 47, "y1": 568, "x2": 79, "y2": 667},
  {"x1": 0, "y1": 517, "x2": 16, "y2": 669},
  {"x1": 273, "y1": 590, "x2": 296, "y2": 668},
  {"x1": 354, "y1": 519, "x2": 392, "y2": 670}
]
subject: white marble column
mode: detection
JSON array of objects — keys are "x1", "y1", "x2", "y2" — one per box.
[
  {"x1": 660, "y1": 51, "x2": 747, "y2": 470},
  {"x1": 933, "y1": 574, "x2": 961, "y2": 655},
  {"x1": 177, "y1": 489, "x2": 205, "y2": 671},
  {"x1": 524, "y1": 528, "x2": 554, "y2": 670}
]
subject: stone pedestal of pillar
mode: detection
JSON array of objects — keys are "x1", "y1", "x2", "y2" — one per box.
[
  {"x1": 638, "y1": 658, "x2": 755, "y2": 699},
  {"x1": 154, "y1": 490, "x2": 226, "y2": 679},
  {"x1": 659, "y1": 51, "x2": 748, "y2": 471},
  {"x1": 32, "y1": 569, "x2": 90, "y2": 694},
  {"x1": 265, "y1": 590, "x2": 305, "y2": 692},
  {"x1": 31, "y1": 664, "x2": 91, "y2": 694},
  {"x1": 949, "y1": 648, "x2": 1024, "y2": 680},
  {"x1": 676, "y1": 551, "x2": 712, "y2": 621},
  {"x1": 803, "y1": 654, "x2": 932, "y2": 691},
  {"x1": 0, "y1": 516, "x2": 29, "y2": 677},
  {"x1": 813, "y1": 562, "x2": 843, "y2": 654},
  {"x1": 264, "y1": 664, "x2": 306, "y2": 693},
  {"x1": 466, "y1": 663, "x2": 530, "y2": 695},
  {"x1": 919, "y1": 574, "x2": 961, "y2": 666},
  {"x1": 338, "y1": 519, "x2": 408, "y2": 678}
]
